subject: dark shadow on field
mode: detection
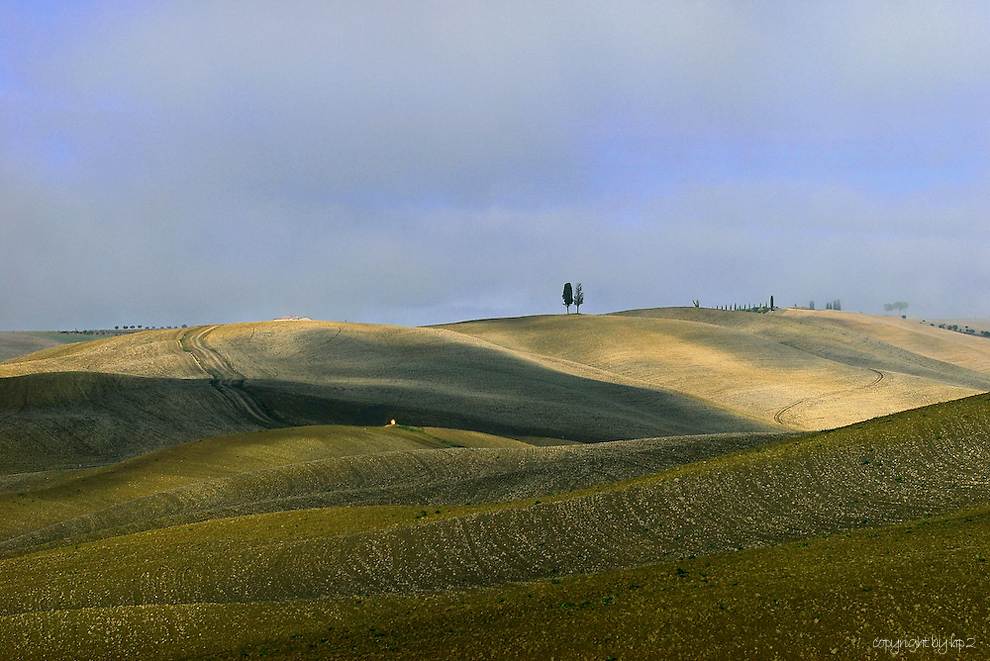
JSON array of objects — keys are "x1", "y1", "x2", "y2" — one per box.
[
  {"x1": 243, "y1": 374, "x2": 769, "y2": 443},
  {"x1": 0, "y1": 372, "x2": 261, "y2": 474},
  {"x1": 0, "y1": 363, "x2": 771, "y2": 474}
]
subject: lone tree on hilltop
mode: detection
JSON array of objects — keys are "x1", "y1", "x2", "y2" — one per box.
[
  {"x1": 562, "y1": 282, "x2": 573, "y2": 314},
  {"x1": 574, "y1": 283, "x2": 584, "y2": 313}
]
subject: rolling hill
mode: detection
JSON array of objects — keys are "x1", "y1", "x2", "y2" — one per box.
[
  {"x1": 1, "y1": 392, "x2": 988, "y2": 659},
  {"x1": 0, "y1": 332, "x2": 64, "y2": 363},
  {"x1": 0, "y1": 331, "x2": 115, "y2": 363},
  {"x1": 3, "y1": 309, "x2": 988, "y2": 471},
  {"x1": 0, "y1": 321, "x2": 775, "y2": 473},
  {"x1": 442, "y1": 308, "x2": 990, "y2": 430},
  {"x1": 1, "y1": 308, "x2": 989, "y2": 659}
]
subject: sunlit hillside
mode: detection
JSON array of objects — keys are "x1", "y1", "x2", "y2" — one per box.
[{"x1": 443, "y1": 308, "x2": 990, "y2": 430}]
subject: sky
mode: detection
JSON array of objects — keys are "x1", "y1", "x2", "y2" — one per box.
[{"x1": 2, "y1": 1, "x2": 988, "y2": 330}]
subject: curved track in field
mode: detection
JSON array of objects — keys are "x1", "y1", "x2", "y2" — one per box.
[
  {"x1": 774, "y1": 368, "x2": 885, "y2": 426},
  {"x1": 179, "y1": 326, "x2": 280, "y2": 428}
]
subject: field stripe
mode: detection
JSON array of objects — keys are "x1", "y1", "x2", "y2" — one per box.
[{"x1": 179, "y1": 326, "x2": 280, "y2": 428}]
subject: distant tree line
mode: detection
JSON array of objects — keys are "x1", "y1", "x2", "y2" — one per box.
[
  {"x1": 805, "y1": 299, "x2": 841, "y2": 311},
  {"x1": 707, "y1": 296, "x2": 775, "y2": 313},
  {"x1": 935, "y1": 322, "x2": 990, "y2": 339},
  {"x1": 58, "y1": 324, "x2": 188, "y2": 335},
  {"x1": 704, "y1": 296, "x2": 849, "y2": 313},
  {"x1": 112, "y1": 324, "x2": 187, "y2": 331}
]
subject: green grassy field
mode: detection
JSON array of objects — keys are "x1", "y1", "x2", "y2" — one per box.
[
  {"x1": 6, "y1": 509, "x2": 987, "y2": 660},
  {"x1": 1, "y1": 311, "x2": 989, "y2": 659},
  {"x1": 1, "y1": 393, "x2": 989, "y2": 658}
]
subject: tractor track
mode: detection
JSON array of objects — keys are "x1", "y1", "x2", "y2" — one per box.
[
  {"x1": 773, "y1": 368, "x2": 885, "y2": 426},
  {"x1": 178, "y1": 326, "x2": 281, "y2": 428}
]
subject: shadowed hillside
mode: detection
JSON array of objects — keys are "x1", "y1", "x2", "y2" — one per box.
[
  {"x1": 0, "y1": 372, "x2": 262, "y2": 474},
  {"x1": 0, "y1": 322, "x2": 774, "y2": 474}
]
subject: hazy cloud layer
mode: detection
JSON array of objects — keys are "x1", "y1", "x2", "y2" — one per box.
[{"x1": 2, "y1": 1, "x2": 988, "y2": 329}]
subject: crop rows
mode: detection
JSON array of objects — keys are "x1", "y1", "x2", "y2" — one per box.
[
  {"x1": 2, "y1": 394, "x2": 989, "y2": 616},
  {"x1": 0, "y1": 431, "x2": 787, "y2": 554}
]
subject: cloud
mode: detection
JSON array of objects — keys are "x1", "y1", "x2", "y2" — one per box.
[{"x1": 1, "y1": 1, "x2": 988, "y2": 329}]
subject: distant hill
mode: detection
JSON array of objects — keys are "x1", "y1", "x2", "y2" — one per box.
[
  {"x1": 0, "y1": 331, "x2": 94, "y2": 362},
  {"x1": 442, "y1": 307, "x2": 990, "y2": 430}
]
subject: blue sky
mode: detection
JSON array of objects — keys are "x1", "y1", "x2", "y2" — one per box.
[{"x1": 2, "y1": 1, "x2": 988, "y2": 329}]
